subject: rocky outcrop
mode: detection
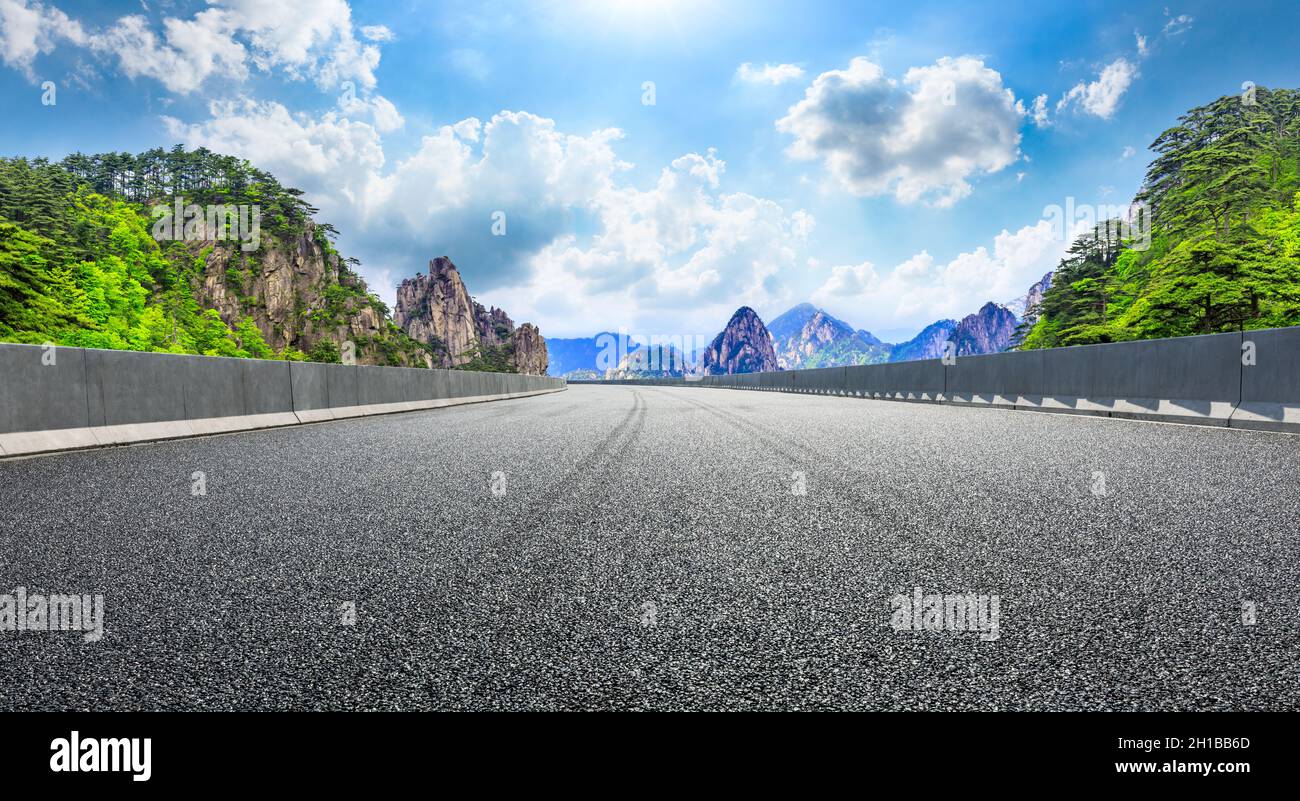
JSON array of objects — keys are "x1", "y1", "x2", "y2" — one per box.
[
  {"x1": 953, "y1": 302, "x2": 1018, "y2": 356},
  {"x1": 768, "y1": 302, "x2": 891, "y2": 369},
  {"x1": 702, "y1": 307, "x2": 780, "y2": 375},
  {"x1": 190, "y1": 222, "x2": 424, "y2": 366},
  {"x1": 511, "y1": 323, "x2": 548, "y2": 375},
  {"x1": 393, "y1": 256, "x2": 549, "y2": 374},
  {"x1": 1013, "y1": 271, "x2": 1053, "y2": 339},
  {"x1": 394, "y1": 257, "x2": 487, "y2": 361}
]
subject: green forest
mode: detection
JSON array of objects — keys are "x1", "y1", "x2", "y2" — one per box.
[
  {"x1": 0, "y1": 146, "x2": 427, "y2": 365},
  {"x1": 1020, "y1": 86, "x2": 1300, "y2": 348}
]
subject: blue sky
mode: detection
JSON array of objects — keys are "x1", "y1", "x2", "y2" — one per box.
[{"x1": 2, "y1": 0, "x2": 1297, "y2": 341}]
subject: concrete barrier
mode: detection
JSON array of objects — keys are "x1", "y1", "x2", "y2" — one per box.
[
  {"x1": 587, "y1": 325, "x2": 1299, "y2": 433},
  {"x1": 289, "y1": 361, "x2": 332, "y2": 422},
  {"x1": 843, "y1": 359, "x2": 945, "y2": 401},
  {"x1": 186, "y1": 356, "x2": 298, "y2": 436},
  {"x1": 0, "y1": 343, "x2": 566, "y2": 457},
  {"x1": 431, "y1": 369, "x2": 450, "y2": 400},
  {"x1": 947, "y1": 350, "x2": 1043, "y2": 409},
  {"x1": 0, "y1": 344, "x2": 97, "y2": 452},
  {"x1": 1009, "y1": 332, "x2": 1240, "y2": 425},
  {"x1": 1232, "y1": 326, "x2": 1300, "y2": 432}
]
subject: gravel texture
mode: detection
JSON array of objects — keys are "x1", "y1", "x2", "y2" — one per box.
[{"x1": 1, "y1": 385, "x2": 1298, "y2": 710}]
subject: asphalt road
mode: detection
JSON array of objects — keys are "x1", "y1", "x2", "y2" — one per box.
[{"x1": 2, "y1": 385, "x2": 1298, "y2": 711}]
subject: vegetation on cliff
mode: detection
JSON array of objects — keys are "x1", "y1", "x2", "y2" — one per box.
[{"x1": 0, "y1": 147, "x2": 429, "y2": 365}]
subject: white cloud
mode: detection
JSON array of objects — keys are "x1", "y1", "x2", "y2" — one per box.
[
  {"x1": 812, "y1": 261, "x2": 878, "y2": 306},
  {"x1": 208, "y1": 0, "x2": 378, "y2": 88},
  {"x1": 0, "y1": 0, "x2": 85, "y2": 79},
  {"x1": 1163, "y1": 13, "x2": 1194, "y2": 36},
  {"x1": 811, "y1": 219, "x2": 1068, "y2": 328},
  {"x1": 340, "y1": 91, "x2": 404, "y2": 132},
  {"x1": 359, "y1": 24, "x2": 393, "y2": 42},
  {"x1": 89, "y1": 10, "x2": 248, "y2": 92},
  {"x1": 1121, "y1": 145, "x2": 1136, "y2": 159},
  {"x1": 776, "y1": 56, "x2": 1025, "y2": 207},
  {"x1": 3, "y1": 0, "x2": 386, "y2": 91},
  {"x1": 1135, "y1": 30, "x2": 1149, "y2": 57},
  {"x1": 735, "y1": 62, "x2": 804, "y2": 85},
  {"x1": 1017, "y1": 93, "x2": 1050, "y2": 127},
  {"x1": 1056, "y1": 57, "x2": 1137, "y2": 120}
]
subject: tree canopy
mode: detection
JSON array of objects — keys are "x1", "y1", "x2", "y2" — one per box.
[{"x1": 1021, "y1": 87, "x2": 1300, "y2": 348}]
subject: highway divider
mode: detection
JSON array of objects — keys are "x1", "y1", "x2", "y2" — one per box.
[
  {"x1": 588, "y1": 326, "x2": 1299, "y2": 434},
  {"x1": 0, "y1": 344, "x2": 566, "y2": 457}
]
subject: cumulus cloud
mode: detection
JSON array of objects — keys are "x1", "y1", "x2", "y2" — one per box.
[
  {"x1": 2, "y1": 0, "x2": 386, "y2": 91},
  {"x1": 1135, "y1": 30, "x2": 1149, "y2": 57},
  {"x1": 1018, "y1": 93, "x2": 1050, "y2": 127},
  {"x1": 89, "y1": 10, "x2": 248, "y2": 91},
  {"x1": 735, "y1": 62, "x2": 804, "y2": 85},
  {"x1": 0, "y1": 0, "x2": 85, "y2": 79},
  {"x1": 1056, "y1": 57, "x2": 1137, "y2": 120},
  {"x1": 340, "y1": 91, "x2": 404, "y2": 132},
  {"x1": 493, "y1": 161, "x2": 810, "y2": 335},
  {"x1": 218, "y1": 0, "x2": 381, "y2": 89},
  {"x1": 812, "y1": 220, "x2": 1068, "y2": 329},
  {"x1": 776, "y1": 56, "x2": 1025, "y2": 207}
]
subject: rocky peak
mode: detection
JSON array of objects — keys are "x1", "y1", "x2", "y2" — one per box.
[
  {"x1": 702, "y1": 306, "x2": 780, "y2": 375},
  {"x1": 394, "y1": 256, "x2": 549, "y2": 374},
  {"x1": 768, "y1": 302, "x2": 891, "y2": 369},
  {"x1": 953, "y1": 302, "x2": 1018, "y2": 356},
  {"x1": 512, "y1": 323, "x2": 548, "y2": 376}
]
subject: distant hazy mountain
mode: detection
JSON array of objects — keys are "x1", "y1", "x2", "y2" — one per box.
[
  {"x1": 549, "y1": 333, "x2": 699, "y2": 378},
  {"x1": 546, "y1": 333, "x2": 610, "y2": 377},
  {"x1": 768, "y1": 303, "x2": 891, "y2": 369},
  {"x1": 604, "y1": 343, "x2": 692, "y2": 379},
  {"x1": 554, "y1": 273, "x2": 1045, "y2": 375},
  {"x1": 702, "y1": 307, "x2": 780, "y2": 375},
  {"x1": 888, "y1": 319, "x2": 957, "y2": 361}
]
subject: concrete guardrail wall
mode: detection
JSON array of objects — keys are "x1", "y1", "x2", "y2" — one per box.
[
  {"x1": 591, "y1": 326, "x2": 1300, "y2": 434},
  {"x1": 0, "y1": 343, "x2": 566, "y2": 457}
]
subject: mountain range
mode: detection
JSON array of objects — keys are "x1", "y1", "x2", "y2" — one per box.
[
  {"x1": 768, "y1": 303, "x2": 891, "y2": 369},
  {"x1": 552, "y1": 271, "x2": 1053, "y2": 377}
]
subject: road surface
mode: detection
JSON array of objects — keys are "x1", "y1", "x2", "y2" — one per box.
[{"x1": 2, "y1": 385, "x2": 1298, "y2": 710}]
